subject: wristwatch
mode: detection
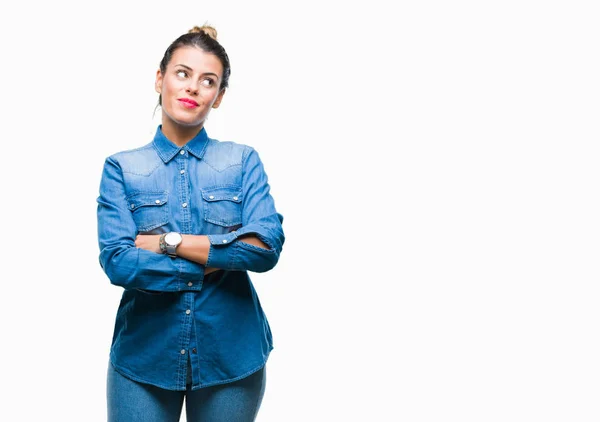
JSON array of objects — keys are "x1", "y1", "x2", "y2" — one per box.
[{"x1": 159, "y1": 232, "x2": 183, "y2": 258}]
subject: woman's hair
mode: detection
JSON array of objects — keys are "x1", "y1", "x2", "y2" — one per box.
[{"x1": 157, "y1": 25, "x2": 231, "y2": 105}]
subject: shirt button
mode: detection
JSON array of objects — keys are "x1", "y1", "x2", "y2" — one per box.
[
  {"x1": 179, "y1": 150, "x2": 185, "y2": 155},
  {"x1": 155, "y1": 199, "x2": 161, "y2": 204},
  {"x1": 180, "y1": 170, "x2": 185, "y2": 174},
  {"x1": 188, "y1": 282, "x2": 193, "y2": 287},
  {"x1": 130, "y1": 204, "x2": 135, "y2": 209},
  {"x1": 233, "y1": 196, "x2": 238, "y2": 201},
  {"x1": 182, "y1": 203, "x2": 188, "y2": 208},
  {"x1": 186, "y1": 309, "x2": 191, "y2": 315},
  {"x1": 208, "y1": 195, "x2": 214, "y2": 200},
  {"x1": 192, "y1": 348, "x2": 197, "y2": 354},
  {"x1": 180, "y1": 349, "x2": 186, "y2": 354},
  {"x1": 222, "y1": 239, "x2": 228, "y2": 243}
]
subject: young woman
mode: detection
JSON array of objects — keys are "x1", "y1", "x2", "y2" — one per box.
[{"x1": 97, "y1": 25, "x2": 285, "y2": 422}]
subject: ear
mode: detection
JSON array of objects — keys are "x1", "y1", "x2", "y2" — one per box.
[
  {"x1": 155, "y1": 69, "x2": 163, "y2": 94},
  {"x1": 212, "y1": 89, "x2": 226, "y2": 109}
]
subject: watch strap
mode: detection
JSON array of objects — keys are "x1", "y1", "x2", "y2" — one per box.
[
  {"x1": 166, "y1": 243, "x2": 178, "y2": 257},
  {"x1": 159, "y1": 233, "x2": 168, "y2": 254}
]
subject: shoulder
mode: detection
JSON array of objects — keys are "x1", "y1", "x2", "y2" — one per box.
[
  {"x1": 206, "y1": 136, "x2": 252, "y2": 156},
  {"x1": 105, "y1": 141, "x2": 154, "y2": 162},
  {"x1": 204, "y1": 136, "x2": 254, "y2": 170},
  {"x1": 103, "y1": 142, "x2": 161, "y2": 175}
]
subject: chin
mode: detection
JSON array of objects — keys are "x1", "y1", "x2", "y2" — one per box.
[
  {"x1": 165, "y1": 108, "x2": 205, "y2": 128},
  {"x1": 174, "y1": 117, "x2": 204, "y2": 127}
]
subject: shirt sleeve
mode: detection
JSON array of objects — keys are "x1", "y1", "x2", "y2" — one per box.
[
  {"x1": 97, "y1": 156, "x2": 205, "y2": 292},
  {"x1": 206, "y1": 146, "x2": 285, "y2": 273}
]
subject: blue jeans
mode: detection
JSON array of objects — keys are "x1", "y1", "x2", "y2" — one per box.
[{"x1": 107, "y1": 362, "x2": 266, "y2": 422}]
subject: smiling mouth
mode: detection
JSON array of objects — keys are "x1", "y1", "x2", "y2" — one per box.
[{"x1": 178, "y1": 99, "x2": 199, "y2": 108}]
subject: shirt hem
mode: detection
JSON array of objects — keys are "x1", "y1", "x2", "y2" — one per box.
[
  {"x1": 109, "y1": 347, "x2": 273, "y2": 392},
  {"x1": 189, "y1": 349, "x2": 272, "y2": 391}
]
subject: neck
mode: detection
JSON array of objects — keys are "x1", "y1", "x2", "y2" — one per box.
[{"x1": 161, "y1": 119, "x2": 204, "y2": 147}]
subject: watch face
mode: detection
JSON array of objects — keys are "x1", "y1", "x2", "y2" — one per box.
[{"x1": 165, "y1": 232, "x2": 182, "y2": 246}]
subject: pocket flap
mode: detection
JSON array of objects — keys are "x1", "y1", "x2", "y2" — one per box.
[
  {"x1": 127, "y1": 191, "x2": 168, "y2": 210},
  {"x1": 201, "y1": 186, "x2": 242, "y2": 203}
]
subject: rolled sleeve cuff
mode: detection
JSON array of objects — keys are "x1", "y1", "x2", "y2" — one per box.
[
  {"x1": 234, "y1": 225, "x2": 277, "y2": 250},
  {"x1": 206, "y1": 232, "x2": 240, "y2": 269}
]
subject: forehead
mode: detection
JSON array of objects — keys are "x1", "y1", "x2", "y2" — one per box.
[{"x1": 169, "y1": 46, "x2": 223, "y2": 76}]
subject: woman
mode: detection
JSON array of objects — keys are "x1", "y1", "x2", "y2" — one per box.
[{"x1": 97, "y1": 25, "x2": 285, "y2": 422}]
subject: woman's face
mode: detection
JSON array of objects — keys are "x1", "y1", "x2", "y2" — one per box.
[{"x1": 155, "y1": 46, "x2": 225, "y2": 129}]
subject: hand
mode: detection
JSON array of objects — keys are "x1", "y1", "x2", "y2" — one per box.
[{"x1": 135, "y1": 234, "x2": 162, "y2": 254}]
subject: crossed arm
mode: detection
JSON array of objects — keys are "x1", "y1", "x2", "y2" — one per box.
[{"x1": 135, "y1": 234, "x2": 269, "y2": 275}]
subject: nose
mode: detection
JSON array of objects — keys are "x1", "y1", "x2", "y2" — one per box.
[{"x1": 186, "y1": 81, "x2": 199, "y2": 95}]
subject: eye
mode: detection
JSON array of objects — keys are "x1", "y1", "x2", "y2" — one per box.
[
  {"x1": 201, "y1": 78, "x2": 214, "y2": 87},
  {"x1": 176, "y1": 70, "x2": 188, "y2": 78}
]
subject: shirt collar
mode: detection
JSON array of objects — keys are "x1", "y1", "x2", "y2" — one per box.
[{"x1": 152, "y1": 125, "x2": 210, "y2": 163}]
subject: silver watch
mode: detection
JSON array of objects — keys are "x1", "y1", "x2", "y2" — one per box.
[{"x1": 160, "y1": 232, "x2": 183, "y2": 257}]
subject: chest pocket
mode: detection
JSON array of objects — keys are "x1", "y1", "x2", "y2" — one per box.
[
  {"x1": 126, "y1": 191, "x2": 169, "y2": 232},
  {"x1": 201, "y1": 186, "x2": 242, "y2": 228}
]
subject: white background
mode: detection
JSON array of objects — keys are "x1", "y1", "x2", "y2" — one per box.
[{"x1": 1, "y1": 1, "x2": 599, "y2": 421}]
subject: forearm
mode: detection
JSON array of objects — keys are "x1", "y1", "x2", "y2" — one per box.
[
  {"x1": 177, "y1": 234, "x2": 269, "y2": 266},
  {"x1": 100, "y1": 244, "x2": 206, "y2": 291}
]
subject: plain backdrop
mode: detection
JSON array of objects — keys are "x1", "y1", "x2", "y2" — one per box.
[{"x1": 1, "y1": 1, "x2": 599, "y2": 421}]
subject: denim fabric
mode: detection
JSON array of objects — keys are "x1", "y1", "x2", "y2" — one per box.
[
  {"x1": 107, "y1": 361, "x2": 266, "y2": 422},
  {"x1": 97, "y1": 125, "x2": 284, "y2": 391}
]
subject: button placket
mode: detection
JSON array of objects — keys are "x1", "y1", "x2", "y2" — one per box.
[
  {"x1": 177, "y1": 151, "x2": 192, "y2": 234},
  {"x1": 180, "y1": 292, "x2": 195, "y2": 387}
]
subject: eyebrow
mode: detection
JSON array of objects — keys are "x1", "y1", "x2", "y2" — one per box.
[{"x1": 174, "y1": 64, "x2": 220, "y2": 79}]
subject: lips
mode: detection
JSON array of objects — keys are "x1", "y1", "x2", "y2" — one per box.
[{"x1": 178, "y1": 98, "x2": 199, "y2": 108}]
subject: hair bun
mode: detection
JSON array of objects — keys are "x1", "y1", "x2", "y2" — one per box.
[{"x1": 188, "y1": 25, "x2": 218, "y2": 40}]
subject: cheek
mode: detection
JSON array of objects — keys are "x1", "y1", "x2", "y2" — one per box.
[
  {"x1": 163, "y1": 78, "x2": 183, "y2": 94},
  {"x1": 163, "y1": 81, "x2": 175, "y2": 95},
  {"x1": 204, "y1": 90, "x2": 220, "y2": 103}
]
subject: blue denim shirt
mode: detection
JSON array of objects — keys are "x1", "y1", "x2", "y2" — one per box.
[{"x1": 97, "y1": 125, "x2": 284, "y2": 391}]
